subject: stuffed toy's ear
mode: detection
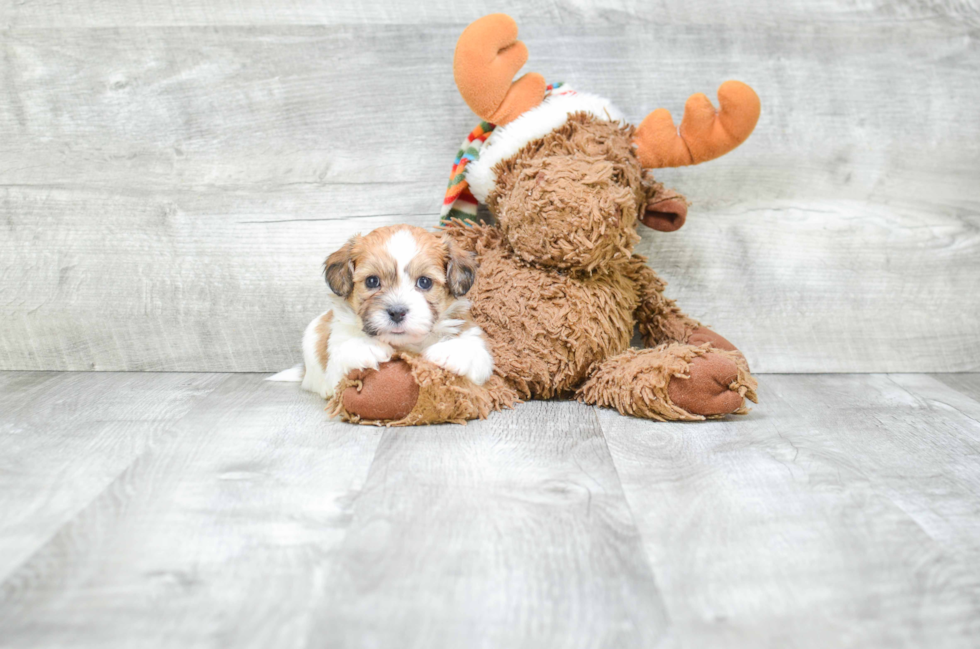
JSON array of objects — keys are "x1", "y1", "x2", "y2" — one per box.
[
  {"x1": 640, "y1": 183, "x2": 690, "y2": 232},
  {"x1": 642, "y1": 195, "x2": 689, "y2": 232},
  {"x1": 323, "y1": 237, "x2": 358, "y2": 297},
  {"x1": 445, "y1": 239, "x2": 477, "y2": 297}
]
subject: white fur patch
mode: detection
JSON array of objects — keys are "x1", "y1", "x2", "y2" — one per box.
[
  {"x1": 267, "y1": 363, "x2": 303, "y2": 382},
  {"x1": 423, "y1": 326, "x2": 494, "y2": 385},
  {"x1": 300, "y1": 301, "x2": 393, "y2": 399},
  {"x1": 299, "y1": 311, "x2": 332, "y2": 397},
  {"x1": 466, "y1": 87, "x2": 624, "y2": 202},
  {"x1": 386, "y1": 229, "x2": 419, "y2": 267}
]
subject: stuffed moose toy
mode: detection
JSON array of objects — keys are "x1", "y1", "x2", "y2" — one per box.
[{"x1": 329, "y1": 13, "x2": 760, "y2": 425}]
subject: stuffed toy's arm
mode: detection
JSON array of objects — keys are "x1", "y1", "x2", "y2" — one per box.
[
  {"x1": 626, "y1": 255, "x2": 744, "y2": 354},
  {"x1": 629, "y1": 178, "x2": 744, "y2": 353},
  {"x1": 328, "y1": 353, "x2": 519, "y2": 426},
  {"x1": 626, "y1": 256, "x2": 702, "y2": 347}
]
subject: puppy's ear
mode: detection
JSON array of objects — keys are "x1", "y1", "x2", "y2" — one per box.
[
  {"x1": 323, "y1": 236, "x2": 358, "y2": 297},
  {"x1": 444, "y1": 238, "x2": 477, "y2": 298}
]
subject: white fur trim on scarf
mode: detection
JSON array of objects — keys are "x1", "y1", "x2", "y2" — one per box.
[{"x1": 465, "y1": 86, "x2": 624, "y2": 202}]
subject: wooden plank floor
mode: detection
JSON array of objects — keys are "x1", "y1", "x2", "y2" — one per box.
[{"x1": 1, "y1": 372, "x2": 979, "y2": 648}]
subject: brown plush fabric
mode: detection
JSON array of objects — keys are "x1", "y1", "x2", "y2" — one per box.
[
  {"x1": 688, "y1": 327, "x2": 738, "y2": 353},
  {"x1": 339, "y1": 360, "x2": 420, "y2": 422},
  {"x1": 434, "y1": 111, "x2": 758, "y2": 421},
  {"x1": 577, "y1": 344, "x2": 758, "y2": 421},
  {"x1": 622, "y1": 254, "x2": 702, "y2": 348},
  {"x1": 488, "y1": 114, "x2": 644, "y2": 272},
  {"x1": 667, "y1": 351, "x2": 753, "y2": 416},
  {"x1": 328, "y1": 354, "x2": 520, "y2": 427},
  {"x1": 444, "y1": 223, "x2": 637, "y2": 399}
]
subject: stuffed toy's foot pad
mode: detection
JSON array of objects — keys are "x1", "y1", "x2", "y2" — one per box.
[
  {"x1": 342, "y1": 360, "x2": 420, "y2": 422},
  {"x1": 687, "y1": 327, "x2": 738, "y2": 352},
  {"x1": 668, "y1": 352, "x2": 743, "y2": 416}
]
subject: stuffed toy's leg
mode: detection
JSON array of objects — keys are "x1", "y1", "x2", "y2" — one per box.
[
  {"x1": 327, "y1": 353, "x2": 519, "y2": 426},
  {"x1": 577, "y1": 343, "x2": 757, "y2": 421},
  {"x1": 617, "y1": 253, "x2": 759, "y2": 418}
]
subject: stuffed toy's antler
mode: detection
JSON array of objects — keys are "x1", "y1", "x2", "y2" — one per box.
[
  {"x1": 453, "y1": 13, "x2": 546, "y2": 125},
  {"x1": 634, "y1": 80, "x2": 761, "y2": 168}
]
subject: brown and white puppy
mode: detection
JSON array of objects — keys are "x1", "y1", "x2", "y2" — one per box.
[{"x1": 297, "y1": 224, "x2": 492, "y2": 399}]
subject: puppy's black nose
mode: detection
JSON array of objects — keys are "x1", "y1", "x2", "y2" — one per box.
[{"x1": 386, "y1": 305, "x2": 408, "y2": 324}]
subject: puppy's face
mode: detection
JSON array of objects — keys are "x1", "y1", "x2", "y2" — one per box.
[{"x1": 323, "y1": 225, "x2": 476, "y2": 345}]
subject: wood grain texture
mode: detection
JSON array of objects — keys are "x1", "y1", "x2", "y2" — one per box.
[
  {"x1": 2, "y1": 371, "x2": 980, "y2": 646},
  {"x1": 1, "y1": 1, "x2": 979, "y2": 371},
  {"x1": 598, "y1": 373, "x2": 980, "y2": 648},
  {"x1": 0, "y1": 374, "x2": 384, "y2": 648},
  {"x1": 0, "y1": 371, "x2": 224, "y2": 581},
  {"x1": 308, "y1": 400, "x2": 667, "y2": 649},
  {"x1": 4, "y1": 0, "x2": 979, "y2": 27}
]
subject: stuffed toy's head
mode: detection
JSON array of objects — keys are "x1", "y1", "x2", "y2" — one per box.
[
  {"x1": 443, "y1": 14, "x2": 761, "y2": 272},
  {"x1": 486, "y1": 114, "x2": 644, "y2": 272}
]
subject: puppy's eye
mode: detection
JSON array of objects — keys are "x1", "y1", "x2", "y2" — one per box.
[
  {"x1": 365, "y1": 276, "x2": 380, "y2": 289},
  {"x1": 416, "y1": 276, "x2": 433, "y2": 290}
]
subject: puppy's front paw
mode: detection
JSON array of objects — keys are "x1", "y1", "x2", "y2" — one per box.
[
  {"x1": 423, "y1": 330, "x2": 493, "y2": 385},
  {"x1": 325, "y1": 338, "x2": 393, "y2": 389}
]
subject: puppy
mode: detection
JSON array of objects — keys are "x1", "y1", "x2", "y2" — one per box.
[{"x1": 294, "y1": 224, "x2": 493, "y2": 399}]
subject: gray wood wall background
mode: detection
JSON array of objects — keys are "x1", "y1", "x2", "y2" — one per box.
[{"x1": 1, "y1": 0, "x2": 978, "y2": 373}]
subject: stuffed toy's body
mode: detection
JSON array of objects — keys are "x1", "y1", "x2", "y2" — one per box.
[
  {"x1": 442, "y1": 218, "x2": 755, "y2": 420},
  {"x1": 332, "y1": 14, "x2": 760, "y2": 425}
]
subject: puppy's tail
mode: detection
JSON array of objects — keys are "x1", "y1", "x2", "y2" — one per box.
[{"x1": 266, "y1": 363, "x2": 304, "y2": 382}]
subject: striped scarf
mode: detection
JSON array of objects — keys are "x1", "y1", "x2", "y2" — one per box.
[
  {"x1": 440, "y1": 83, "x2": 564, "y2": 225},
  {"x1": 439, "y1": 121, "x2": 494, "y2": 225}
]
